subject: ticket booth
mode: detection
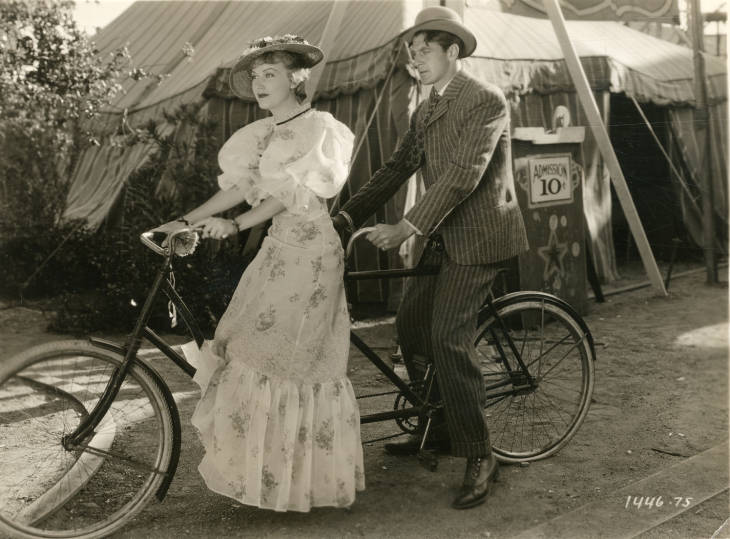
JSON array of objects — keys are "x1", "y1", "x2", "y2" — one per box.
[{"x1": 510, "y1": 113, "x2": 588, "y2": 315}]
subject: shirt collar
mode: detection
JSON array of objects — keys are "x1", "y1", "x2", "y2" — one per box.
[{"x1": 434, "y1": 68, "x2": 460, "y2": 96}]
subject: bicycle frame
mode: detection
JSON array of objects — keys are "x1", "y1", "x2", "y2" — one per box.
[
  {"x1": 65, "y1": 236, "x2": 203, "y2": 447},
  {"x1": 65, "y1": 228, "x2": 536, "y2": 447}
]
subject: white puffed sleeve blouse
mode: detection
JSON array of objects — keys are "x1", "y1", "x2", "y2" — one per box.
[{"x1": 216, "y1": 110, "x2": 354, "y2": 216}]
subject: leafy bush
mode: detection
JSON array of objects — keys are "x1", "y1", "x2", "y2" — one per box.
[
  {"x1": 0, "y1": 1, "x2": 254, "y2": 334},
  {"x1": 44, "y1": 102, "x2": 254, "y2": 334},
  {"x1": 0, "y1": 0, "x2": 134, "y2": 236},
  {"x1": 0, "y1": 221, "x2": 99, "y2": 299}
]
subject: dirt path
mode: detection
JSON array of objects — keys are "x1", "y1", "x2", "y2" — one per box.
[{"x1": 1, "y1": 270, "x2": 727, "y2": 538}]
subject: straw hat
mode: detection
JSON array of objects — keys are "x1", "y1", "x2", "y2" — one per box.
[
  {"x1": 403, "y1": 6, "x2": 477, "y2": 58},
  {"x1": 229, "y1": 34, "x2": 323, "y2": 99}
]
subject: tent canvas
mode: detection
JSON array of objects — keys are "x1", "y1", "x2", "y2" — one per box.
[{"x1": 64, "y1": 0, "x2": 728, "y2": 302}]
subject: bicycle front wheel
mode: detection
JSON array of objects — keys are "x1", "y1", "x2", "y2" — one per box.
[
  {"x1": 0, "y1": 340, "x2": 177, "y2": 539},
  {"x1": 476, "y1": 293, "x2": 595, "y2": 463}
]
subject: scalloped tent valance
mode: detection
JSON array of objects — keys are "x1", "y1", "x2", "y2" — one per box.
[{"x1": 92, "y1": 1, "x2": 725, "y2": 129}]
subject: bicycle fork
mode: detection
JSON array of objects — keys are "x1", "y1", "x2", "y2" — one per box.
[
  {"x1": 63, "y1": 263, "x2": 171, "y2": 449},
  {"x1": 483, "y1": 296, "x2": 537, "y2": 391}
]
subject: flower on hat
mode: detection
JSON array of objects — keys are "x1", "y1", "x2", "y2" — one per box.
[
  {"x1": 240, "y1": 34, "x2": 311, "y2": 58},
  {"x1": 228, "y1": 34, "x2": 323, "y2": 99}
]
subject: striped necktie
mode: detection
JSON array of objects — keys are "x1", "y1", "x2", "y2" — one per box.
[
  {"x1": 414, "y1": 86, "x2": 441, "y2": 156},
  {"x1": 423, "y1": 86, "x2": 441, "y2": 125}
]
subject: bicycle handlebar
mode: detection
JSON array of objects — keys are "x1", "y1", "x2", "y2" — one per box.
[
  {"x1": 142, "y1": 224, "x2": 379, "y2": 260},
  {"x1": 140, "y1": 227, "x2": 201, "y2": 257},
  {"x1": 344, "y1": 227, "x2": 376, "y2": 259}
]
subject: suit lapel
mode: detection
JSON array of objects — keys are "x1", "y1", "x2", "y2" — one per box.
[{"x1": 425, "y1": 71, "x2": 469, "y2": 128}]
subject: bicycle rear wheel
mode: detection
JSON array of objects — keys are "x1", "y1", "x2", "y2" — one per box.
[
  {"x1": 0, "y1": 340, "x2": 178, "y2": 539},
  {"x1": 476, "y1": 293, "x2": 595, "y2": 463}
]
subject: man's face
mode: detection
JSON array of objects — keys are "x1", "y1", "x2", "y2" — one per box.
[{"x1": 410, "y1": 33, "x2": 451, "y2": 86}]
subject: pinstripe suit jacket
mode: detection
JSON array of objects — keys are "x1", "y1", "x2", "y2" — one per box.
[{"x1": 341, "y1": 71, "x2": 529, "y2": 265}]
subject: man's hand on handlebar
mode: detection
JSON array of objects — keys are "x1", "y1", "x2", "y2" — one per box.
[{"x1": 366, "y1": 221, "x2": 414, "y2": 251}]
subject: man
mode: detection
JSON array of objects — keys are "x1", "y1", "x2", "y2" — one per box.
[{"x1": 333, "y1": 6, "x2": 528, "y2": 509}]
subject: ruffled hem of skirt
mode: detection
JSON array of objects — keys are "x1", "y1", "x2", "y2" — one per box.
[{"x1": 182, "y1": 341, "x2": 365, "y2": 512}]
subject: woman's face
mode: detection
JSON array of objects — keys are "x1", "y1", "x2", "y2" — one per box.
[{"x1": 250, "y1": 61, "x2": 294, "y2": 110}]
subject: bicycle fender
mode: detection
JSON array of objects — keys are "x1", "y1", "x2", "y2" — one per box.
[
  {"x1": 481, "y1": 292, "x2": 596, "y2": 360},
  {"x1": 87, "y1": 337, "x2": 183, "y2": 501}
]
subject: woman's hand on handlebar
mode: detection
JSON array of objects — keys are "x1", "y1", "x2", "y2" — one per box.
[
  {"x1": 196, "y1": 217, "x2": 237, "y2": 240},
  {"x1": 151, "y1": 220, "x2": 188, "y2": 247},
  {"x1": 153, "y1": 220, "x2": 187, "y2": 234},
  {"x1": 331, "y1": 213, "x2": 352, "y2": 248}
]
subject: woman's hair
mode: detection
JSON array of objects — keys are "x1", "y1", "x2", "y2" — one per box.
[
  {"x1": 250, "y1": 50, "x2": 311, "y2": 103},
  {"x1": 415, "y1": 30, "x2": 464, "y2": 57}
]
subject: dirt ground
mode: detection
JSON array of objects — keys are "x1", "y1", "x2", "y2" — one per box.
[{"x1": 0, "y1": 268, "x2": 728, "y2": 538}]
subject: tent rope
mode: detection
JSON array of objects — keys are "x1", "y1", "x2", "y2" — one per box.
[
  {"x1": 630, "y1": 96, "x2": 701, "y2": 214},
  {"x1": 19, "y1": 220, "x2": 87, "y2": 302},
  {"x1": 329, "y1": 40, "x2": 406, "y2": 216},
  {"x1": 630, "y1": 96, "x2": 725, "y2": 254}
]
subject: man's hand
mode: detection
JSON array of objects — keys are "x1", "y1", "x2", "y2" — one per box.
[{"x1": 367, "y1": 220, "x2": 415, "y2": 251}]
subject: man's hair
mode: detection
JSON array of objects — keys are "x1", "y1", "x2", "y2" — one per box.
[{"x1": 414, "y1": 30, "x2": 464, "y2": 57}]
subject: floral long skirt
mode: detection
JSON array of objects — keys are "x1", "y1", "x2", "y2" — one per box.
[{"x1": 183, "y1": 213, "x2": 364, "y2": 512}]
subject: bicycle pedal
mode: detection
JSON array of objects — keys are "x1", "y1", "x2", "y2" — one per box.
[{"x1": 418, "y1": 449, "x2": 439, "y2": 472}]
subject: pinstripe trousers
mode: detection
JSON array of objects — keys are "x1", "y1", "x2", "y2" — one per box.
[{"x1": 396, "y1": 242, "x2": 499, "y2": 458}]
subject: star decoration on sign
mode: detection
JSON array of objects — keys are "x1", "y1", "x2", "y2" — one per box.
[{"x1": 537, "y1": 227, "x2": 569, "y2": 281}]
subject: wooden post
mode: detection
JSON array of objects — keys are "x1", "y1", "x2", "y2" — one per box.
[
  {"x1": 306, "y1": 1, "x2": 349, "y2": 101},
  {"x1": 689, "y1": 0, "x2": 718, "y2": 284},
  {"x1": 543, "y1": 0, "x2": 667, "y2": 296}
]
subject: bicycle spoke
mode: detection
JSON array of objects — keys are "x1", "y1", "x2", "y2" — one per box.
[
  {"x1": 0, "y1": 344, "x2": 175, "y2": 537},
  {"x1": 477, "y1": 297, "x2": 594, "y2": 461},
  {"x1": 523, "y1": 332, "x2": 572, "y2": 370},
  {"x1": 72, "y1": 442, "x2": 168, "y2": 476},
  {"x1": 538, "y1": 333, "x2": 588, "y2": 380}
]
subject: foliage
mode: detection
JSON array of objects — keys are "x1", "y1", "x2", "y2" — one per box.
[
  {"x1": 0, "y1": 0, "x2": 133, "y2": 234},
  {"x1": 46, "y1": 102, "x2": 251, "y2": 334},
  {"x1": 0, "y1": 2, "x2": 249, "y2": 333}
]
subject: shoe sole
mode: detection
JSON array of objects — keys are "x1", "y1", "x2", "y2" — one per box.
[{"x1": 452, "y1": 464, "x2": 500, "y2": 510}]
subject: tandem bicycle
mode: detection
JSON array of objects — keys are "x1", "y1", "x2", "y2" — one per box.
[{"x1": 0, "y1": 226, "x2": 595, "y2": 538}]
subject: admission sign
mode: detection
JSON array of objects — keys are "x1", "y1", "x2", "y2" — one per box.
[{"x1": 527, "y1": 155, "x2": 573, "y2": 207}]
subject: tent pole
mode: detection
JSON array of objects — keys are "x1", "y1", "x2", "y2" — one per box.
[
  {"x1": 306, "y1": 1, "x2": 349, "y2": 102},
  {"x1": 689, "y1": 0, "x2": 718, "y2": 284},
  {"x1": 543, "y1": 0, "x2": 667, "y2": 296},
  {"x1": 329, "y1": 41, "x2": 404, "y2": 215}
]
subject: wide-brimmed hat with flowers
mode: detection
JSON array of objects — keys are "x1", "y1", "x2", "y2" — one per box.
[
  {"x1": 228, "y1": 34, "x2": 324, "y2": 99},
  {"x1": 402, "y1": 6, "x2": 477, "y2": 58}
]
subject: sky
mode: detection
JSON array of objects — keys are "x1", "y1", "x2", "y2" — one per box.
[
  {"x1": 73, "y1": 0, "x2": 133, "y2": 35},
  {"x1": 72, "y1": 0, "x2": 727, "y2": 36}
]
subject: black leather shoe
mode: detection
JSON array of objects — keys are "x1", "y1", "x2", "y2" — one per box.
[
  {"x1": 452, "y1": 453, "x2": 499, "y2": 509},
  {"x1": 384, "y1": 435, "x2": 451, "y2": 456}
]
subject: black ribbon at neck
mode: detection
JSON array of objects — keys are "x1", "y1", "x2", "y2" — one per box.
[{"x1": 275, "y1": 107, "x2": 311, "y2": 126}]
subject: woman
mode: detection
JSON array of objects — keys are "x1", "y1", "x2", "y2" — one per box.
[{"x1": 156, "y1": 35, "x2": 364, "y2": 512}]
